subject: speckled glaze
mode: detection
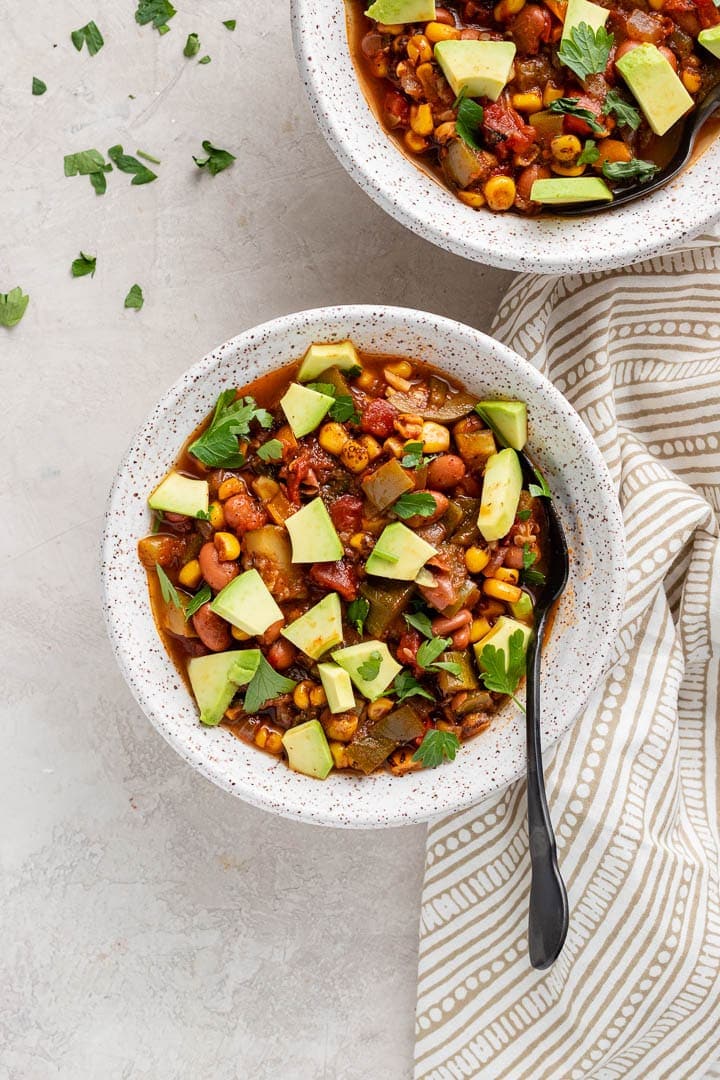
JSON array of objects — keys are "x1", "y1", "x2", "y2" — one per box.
[
  {"x1": 101, "y1": 306, "x2": 626, "y2": 828},
  {"x1": 291, "y1": 0, "x2": 720, "y2": 275}
]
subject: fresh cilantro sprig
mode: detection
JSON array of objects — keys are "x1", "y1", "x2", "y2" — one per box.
[
  {"x1": 32, "y1": 77, "x2": 47, "y2": 96},
  {"x1": 517, "y1": 508, "x2": 532, "y2": 522},
  {"x1": 578, "y1": 139, "x2": 600, "y2": 165},
  {"x1": 71, "y1": 252, "x2": 97, "y2": 278},
  {"x1": 347, "y1": 597, "x2": 370, "y2": 635},
  {"x1": 603, "y1": 158, "x2": 658, "y2": 183},
  {"x1": 528, "y1": 468, "x2": 551, "y2": 499},
  {"x1": 223, "y1": 19, "x2": 237, "y2": 30},
  {"x1": 184, "y1": 32, "x2": 200, "y2": 57},
  {"x1": 188, "y1": 390, "x2": 272, "y2": 468},
  {"x1": 0, "y1": 287, "x2": 30, "y2": 328},
  {"x1": 412, "y1": 728, "x2": 460, "y2": 768},
  {"x1": 479, "y1": 630, "x2": 527, "y2": 711},
  {"x1": 71, "y1": 21, "x2": 104, "y2": 55},
  {"x1": 603, "y1": 90, "x2": 641, "y2": 131},
  {"x1": 401, "y1": 441, "x2": 429, "y2": 469},
  {"x1": 393, "y1": 491, "x2": 437, "y2": 520},
  {"x1": 124, "y1": 284, "x2": 144, "y2": 310},
  {"x1": 64, "y1": 149, "x2": 113, "y2": 195},
  {"x1": 358, "y1": 650, "x2": 383, "y2": 681},
  {"x1": 198, "y1": 55, "x2": 212, "y2": 65},
  {"x1": 135, "y1": 0, "x2": 176, "y2": 34},
  {"x1": 404, "y1": 611, "x2": 434, "y2": 638},
  {"x1": 416, "y1": 637, "x2": 461, "y2": 676},
  {"x1": 306, "y1": 382, "x2": 360, "y2": 424},
  {"x1": 257, "y1": 438, "x2": 284, "y2": 463},
  {"x1": 456, "y1": 97, "x2": 485, "y2": 150},
  {"x1": 392, "y1": 671, "x2": 434, "y2": 704},
  {"x1": 156, "y1": 565, "x2": 181, "y2": 609},
  {"x1": 244, "y1": 654, "x2": 297, "y2": 713},
  {"x1": 108, "y1": 145, "x2": 158, "y2": 185},
  {"x1": 521, "y1": 543, "x2": 546, "y2": 586},
  {"x1": 557, "y1": 23, "x2": 614, "y2": 82},
  {"x1": 548, "y1": 98, "x2": 606, "y2": 135},
  {"x1": 193, "y1": 141, "x2": 236, "y2": 176},
  {"x1": 184, "y1": 584, "x2": 212, "y2": 620}
]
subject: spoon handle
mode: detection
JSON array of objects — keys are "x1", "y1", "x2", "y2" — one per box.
[{"x1": 525, "y1": 613, "x2": 569, "y2": 969}]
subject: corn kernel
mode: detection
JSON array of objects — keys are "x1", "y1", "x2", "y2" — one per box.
[
  {"x1": 357, "y1": 433, "x2": 382, "y2": 462},
  {"x1": 178, "y1": 559, "x2": 202, "y2": 589},
  {"x1": 254, "y1": 724, "x2": 283, "y2": 755},
  {"x1": 424, "y1": 21, "x2": 461, "y2": 41},
  {"x1": 410, "y1": 103, "x2": 434, "y2": 136},
  {"x1": 293, "y1": 680, "x2": 315, "y2": 710},
  {"x1": 551, "y1": 134, "x2": 582, "y2": 162},
  {"x1": 231, "y1": 625, "x2": 252, "y2": 641},
  {"x1": 494, "y1": 0, "x2": 525, "y2": 19},
  {"x1": 435, "y1": 121, "x2": 457, "y2": 144},
  {"x1": 483, "y1": 175, "x2": 516, "y2": 211},
  {"x1": 465, "y1": 546, "x2": 490, "y2": 574},
  {"x1": 682, "y1": 69, "x2": 702, "y2": 94},
  {"x1": 494, "y1": 566, "x2": 519, "y2": 584},
  {"x1": 208, "y1": 501, "x2": 225, "y2": 530},
  {"x1": 648, "y1": 0, "x2": 664, "y2": 7},
  {"x1": 457, "y1": 189, "x2": 486, "y2": 209},
  {"x1": 551, "y1": 162, "x2": 586, "y2": 177},
  {"x1": 340, "y1": 440, "x2": 371, "y2": 473},
  {"x1": 483, "y1": 578, "x2": 523, "y2": 604},
  {"x1": 349, "y1": 531, "x2": 368, "y2": 551},
  {"x1": 310, "y1": 685, "x2": 327, "y2": 708},
  {"x1": 385, "y1": 359, "x2": 413, "y2": 379},
  {"x1": 367, "y1": 697, "x2": 394, "y2": 722},
  {"x1": 407, "y1": 33, "x2": 432, "y2": 64},
  {"x1": 470, "y1": 617, "x2": 492, "y2": 643},
  {"x1": 511, "y1": 91, "x2": 543, "y2": 114},
  {"x1": 369, "y1": 55, "x2": 389, "y2": 78},
  {"x1": 420, "y1": 421, "x2": 450, "y2": 453},
  {"x1": 214, "y1": 531, "x2": 241, "y2": 561},
  {"x1": 329, "y1": 741, "x2": 350, "y2": 769},
  {"x1": 218, "y1": 476, "x2": 244, "y2": 501},
  {"x1": 543, "y1": 84, "x2": 565, "y2": 106},
  {"x1": 355, "y1": 369, "x2": 377, "y2": 392},
  {"x1": 319, "y1": 421, "x2": 350, "y2": 456},
  {"x1": 404, "y1": 130, "x2": 430, "y2": 154}
]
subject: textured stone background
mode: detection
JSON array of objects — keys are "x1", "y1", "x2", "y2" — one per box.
[{"x1": 1, "y1": 2, "x2": 513, "y2": 1076}]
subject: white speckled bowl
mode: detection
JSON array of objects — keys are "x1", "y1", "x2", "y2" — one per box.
[
  {"x1": 102, "y1": 305, "x2": 626, "y2": 828},
  {"x1": 291, "y1": 0, "x2": 720, "y2": 275}
]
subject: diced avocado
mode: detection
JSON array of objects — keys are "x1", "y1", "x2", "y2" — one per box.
[
  {"x1": 187, "y1": 648, "x2": 261, "y2": 726},
  {"x1": 473, "y1": 616, "x2": 532, "y2": 672},
  {"x1": 210, "y1": 568, "x2": 283, "y2": 636},
  {"x1": 434, "y1": 40, "x2": 516, "y2": 102},
  {"x1": 530, "y1": 177, "x2": 613, "y2": 204},
  {"x1": 561, "y1": 0, "x2": 608, "y2": 42},
  {"x1": 478, "y1": 448, "x2": 523, "y2": 542},
  {"x1": 332, "y1": 641, "x2": 402, "y2": 700},
  {"x1": 297, "y1": 340, "x2": 360, "y2": 383},
  {"x1": 282, "y1": 594, "x2": 344, "y2": 659},
  {"x1": 317, "y1": 662, "x2": 356, "y2": 713},
  {"x1": 616, "y1": 43, "x2": 693, "y2": 136},
  {"x1": 148, "y1": 471, "x2": 209, "y2": 519},
  {"x1": 475, "y1": 400, "x2": 527, "y2": 451},
  {"x1": 362, "y1": 458, "x2": 414, "y2": 510},
  {"x1": 285, "y1": 498, "x2": 343, "y2": 562},
  {"x1": 509, "y1": 591, "x2": 534, "y2": 624},
  {"x1": 699, "y1": 26, "x2": 720, "y2": 59},
  {"x1": 279, "y1": 382, "x2": 334, "y2": 438},
  {"x1": 282, "y1": 719, "x2": 334, "y2": 780},
  {"x1": 365, "y1": 522, "x2": 437, "y2": 581},
  {"x1": 365, "y1": 0, "x2": 436, "y2": 23}
]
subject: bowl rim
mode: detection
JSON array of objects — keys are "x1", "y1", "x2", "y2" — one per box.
[
  {"x1": 290, "y1": 0, "x2": 720, "y2": 275},
  {"x1": 101, "y1": 303, "x2": 627, "y2": 828}
]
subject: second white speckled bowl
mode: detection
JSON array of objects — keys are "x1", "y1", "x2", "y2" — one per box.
[
  {"x1": 102, "y1": 305, "x2": 626, "y2": 828},
  {"x1": 291, "y1": 0, "x2": 720, "y2": 275}
]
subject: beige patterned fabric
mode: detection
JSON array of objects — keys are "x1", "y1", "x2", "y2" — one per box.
[{"x1": 415, "y1": 238, "x2": 720, "y2": 1080}]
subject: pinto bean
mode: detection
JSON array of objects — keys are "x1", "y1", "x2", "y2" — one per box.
[
  {"x1": 267, "y1": 639, "x2": 297, "y2": 671},
  {"x1": 503, "y1": 545, "x2": 526, "y2": 570},
  {"x1": 510, "y1": 4, "x2": 552, "y2": 55},
  {"x1": 259, "y1": 618, "x2": 284, "y2": 646},
  {"x1": 452, "y1": 625, "x2": 471, "y2": 649},
  {"x1": 402, "y1": 490, "x2": 449, "y2": 528},
  {"x1": 426, "y1": 454, "x2": 466, "y2": 490},
  {"x1": 223, "y1": 492, "x2": 268, "y2": 533},
  {"x1": 198, "y1": 542, "x2": 240, "y2": 591},
  {"x1": 517, "y1": 163, "x2": 552, "y2": 203},
  {"x1": 192, "y1": 604, "x2": 231, "y2": 652},
  {"x1": 431, "y1": 609, "x2": 472, "y2": 636}
]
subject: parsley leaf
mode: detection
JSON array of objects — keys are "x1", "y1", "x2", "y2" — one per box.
[
  {"x1": 548, "y1": 97, "x2": 606, "y2": 135},
  {"x1": 577, "y1": 139, "x2": 600, "y2": 165},
  {"x1": 456, "y1": 97, "x2": 485, "y2": 150},
  {"x1": 135, "y1": 0, "x2": 177, "y2": 33},
  {"x1": 124, "y1": 284, "x2": 144, "y2": 310},
  {"x1": 358, "y1": 650, "x2": 383, "y2": 681},
  {"x1": 523, "y1": 568, "x2": 546, "y2": 586},
  {"x1": 417, "y1": 636, "x2": 457, "y2": 673},
  {"x1": 198, "y1": 55, "x2": 212, "y2": 65},
  {"x1": 64, "y1": 149, "x2": 112, "y2": 195},
  {"x1": 603, "y1": 158, "x2": 658, "y2": 183},
  {"x1": 0, "y1": 287, "x2": 30, "y2": 328},
  {"x1": 603, "y1": 90, "x2": 641, "y2": 131},
  {"x1": 32, "y1": 77, "x2": 47, "y2": 96},
  {"x1": 479, "y1": 629, "x2": 527, "y2": 709},
  {"x1": 392, "y1": 670, "x2": 434, "y2": 704},
  {"x1": 528, "y1": 468, "x2": 551, "y2": 499},
  {"x1": 156, "y1": 565, "x2": 181, "y2": 609},
  {"x1": 188, "y1": 391, "x2": 271, "y2": 468},
  {"x1": 223, "y1": 19, "x2": 237, "y2": 30},
  {"x1": 307, "y1": 382, "x2": 360, "y2": 424},
  {"x1": 517, "y1": 508, "x2": 532, "y2": 521},
  {"x1": 184, "y1": 585, "x2": 212, "y2": 620},
  {"x1": 257, "y1": 438, "x2": 283, "y2": 462},
  {"x1": 557, "y1": 23, "x2": 614, "y2": 82},
  {"x1": 184, "y1": 32, "x2": 200, "y2": 57},
  {"x1": 347, "y1": 597, "x2": 370, "y2": 635},
  {"x1": 244, "y1": 654, "x2": 297, "y2": 713},
  {"x1": 108, "y1": 144, "x2": 157, "y2": 185},
  {"x1": 193, "y1": 140, "x2": 236, "y2": 176},
  {"x1": 404, "y1": 611, "x2": 434, "y2": 639},
  {"x1": 392, "y1": 491, "x2": 437, "y2": 520},
  {"x1": 71, "y1": 252, "x2": 96, "y2": 278},
  {"x1": 412, "y1": 728, "x2": 460, "y2": 768},
  {"x1": 522, "y1": 543, "x2": 537, "y2": 571},
  {"x1": 71, "y1": 21, "x2": 104, "y2": 56},
  {"x1": 401, "y1": 441, "x2": 428, "y2": 469}
]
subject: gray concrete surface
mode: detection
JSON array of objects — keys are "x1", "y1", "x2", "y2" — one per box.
[{"x1": 1, "y1": 2, "x2": 514, "y2": 1077}]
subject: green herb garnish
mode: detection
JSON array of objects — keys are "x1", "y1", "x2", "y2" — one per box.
[
  {"x1": 577, "y1": 139, "x2": 599, "y2": 165},
  {"x1": 522, "y1": 543, "x2": 537, "y2": 571},
  {"x1": 184, "y1": 32, "x2": 200, "y2": 57},
  {"x1": 307, "y1": 382, "x2": 360, "y2": 424},
  {"x1": 188, "y1": 390, "x2": 271, "y2": 468},
  {"x1": 557, "y1": 22, "x2": 614, "y2": 82},
  {"x1": 64, "y1": 149, "x2": 112, "y2": 195},
  {"x1": 71, "y1": 252, "x2": 97, "y2": 278},
  {"x1": 244, "y1": 654, "x2": 297, "y2": 713},
  {"x1": 223, "y1": 19, "x2": 236, "y2": 30},
  {"x1": 358, "y1": 650, "x2": 382, "y2": 681},
  {"x1": 185, "y1": 585, "x2": 212, "y2": 620},
  {"x1": 193, "y1": 140, "x2": 236, "y2": 176},
  {"x1": 108, "y1": 144, "x2": 158, "y2": 185},
  {"x1": 478, "y1": 629, "x2": 527, "y2": 711},
  {"x1": 400, "y1": 441, "x2": 428, "y2": 469},
  {"x1": 404, "y1": 611, "x2": 434, "y2": 639},
  {"x1": 32, "y1": 77, "x2": 47, "y2": 96},
  {"x1": 135, "y1": 0, "x2": 176, "y2": 34},
  {"x1": 124, "y1": 283, "x2": 144, "y2": 310},
  {"x1": 520, "y1": 543, "x2": 546, "y2": 585},
  {"x1": 412, "y1": 728, "x2": 460, "y2": 768},
  {"x1": 517, "y1": 508, "x2": 532, "y2": 521},
  {"x1": 602, "y1": 158, "x2": 658, "y2": 183},
  {"x1": 392, "y1": 491, "x2": 437, "y2": 520},
  {"x1": 416, "y1": 636, "x2": 460, "y2": 676},
  {"x1": 198, "y1": 55, "x2": 212, "y2": 65},
  {"x1": 136, "y1": 150, "x2": 161, "y2": 164},
  {"x1": 456, "y1": 97, "x2": 485, "y2": 150},
  {"x1": 71, "y1": 21, "x2": 104, "y2": 55},
  {"x1": 528, "y1": 468, "x2": 551, "y2": 499},
  {"x1": 392, "y1": 671, "x2": 434, "y2": 704},
  {"x1": 548, "y1": 97, "x2": 606, "y2": 135},
  {"x1": 156, "y1": 565, "x2": 181, "y2": 609},
  {"x1": 256, "y1": 438, "x2": 283, "y2": 462},
  {"x1": 602, "y1": 90, "x2": 641, "y2": 131},
  {"x1": 0, "y1": 287, "x2": 30, "y2": 328},
  {"x1": 347, "y1": 597, "x2": 370, "y2": 635}
]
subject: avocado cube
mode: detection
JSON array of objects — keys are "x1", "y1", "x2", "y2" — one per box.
[
  {"x1": 477, "y1": 448, "x2": 523, "y2": 542},
  {"x1": 473, "y1": 616, "x2": 532, "y2": 673},
  {"x1": 187, "y1": 648, "x2": 261, "y2": 726},
  {"x1": 282, "y1": 594, "x2": 344, "y2": 660},
  {"x1": 210, "y1": 569, "x2": 283, "y2": 636},
  {"x1": 285, "y1": 498, "x2": 343, "y2": 563},
  {"x1": 280, "y1": 382, "x2": 334, "y2": 438},
  {"x1": 297, "y1": 340, "x2": 360, "y2": 383},
  {"x1": 509, "y1": 591, "x2": 534, "y2": 624},
  {"x1": 282, "y1": 719, "x2": 334, "y2": 780},
  {"x1": 616, "y1": 43, "x2": 693, "y2": 136},
  {"x1": 530, "y1": 177, "x2": 613, "y2": 204},
  {"x1": 317, "y1": 662, "x2": 356, "y2": 713},
  {"x1": 434, "y1": 40, "x2": 516, "y2": 102},
  {"x1": 365, "y1": 522, "x2": 437, "y2": 581},
  {"x1": 332, "y1": 641, "x2": 402, "y2": 700},
  {"x1": 561, "y1": 0, "x2": 608, "y2": 42},
  {"x1": 699, "y1": 26, "x2": 720, "y2": 59},
  {"x1": 148, "y1": 471, "x2": 209, "y2": 519},
  {"x1": 365, "y1": 0, "x2": 436, "y2": 22},
  {"x1": 475, "y1": 400, "x2": 527, "y2": 451}
]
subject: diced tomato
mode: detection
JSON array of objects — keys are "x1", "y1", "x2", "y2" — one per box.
[
  {"x1": 396, "y1": 629, "x2": 422, "y2": 673},
  {"x1": 360, "y1": 398, "x2": 397, "y2": 439},
  {"x1": 562, "y1": 95, "x2": 605, "y2": 137},
  {"x1": 482, "y1": 102, "x2": 537, "y2": 160},
  {"x1": 384, "y1": 90, "x2": 410, "y2": 130},
  {"x1": 694, "y1": 0, "x2": 720, "y2": 26},
  {"x1": 329, "y1": 494, "x2": 364, "y2": 535},
  {"x1": 310, "y1": 560, "x2": 359, "y2": 601}
]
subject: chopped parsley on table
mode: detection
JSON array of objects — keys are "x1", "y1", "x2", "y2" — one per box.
[
  {"x1": 0, "y1": 287, "x2": 30, "y2": 328},
  {"x1": 71, "y1": 252, "x2": 97, "y2": 278},
  {"x1": 71, "y1": 21, "x2": 104, "y2": 55},
  {"x1": 193, "y1": 141, "x2": 236, "y2": 175},
  {"x1": 124, "y1": 284, "x2": 144, "y2": 310}
]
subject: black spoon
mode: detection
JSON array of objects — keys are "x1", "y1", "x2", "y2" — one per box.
[
  {"x1": 553, "y1": 83, "x2": 720, "y2": 217},
  {"x1": 478, "y1": 412, "x2": 570, "y2": 968}
]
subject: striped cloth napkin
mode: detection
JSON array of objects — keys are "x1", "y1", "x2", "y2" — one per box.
[{"x1": 414, "y1": 238, "x2": 720, "y2": 1080}]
